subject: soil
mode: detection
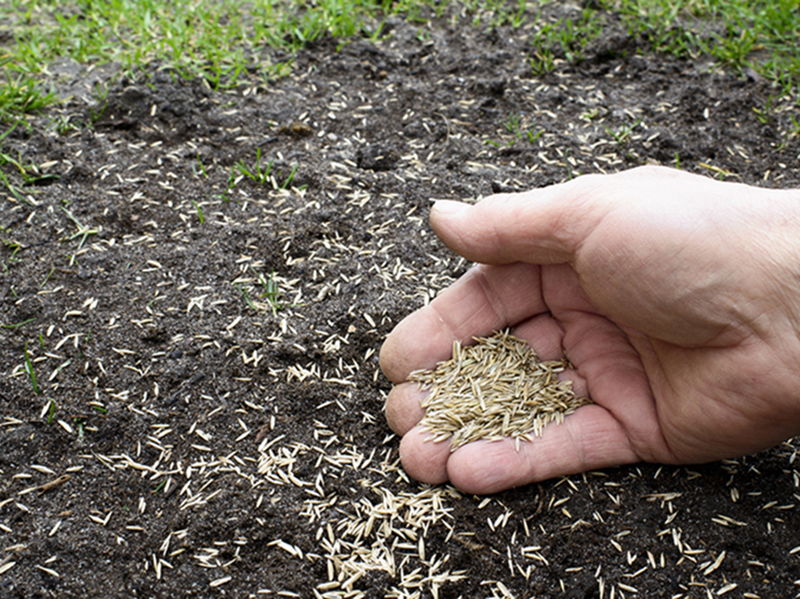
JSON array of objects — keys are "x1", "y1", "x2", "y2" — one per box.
[{"x1": 2, "y1": 4, "x2": 800, "y2": 598}]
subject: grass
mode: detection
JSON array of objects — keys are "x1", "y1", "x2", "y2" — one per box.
[
  {"x1": 190, "y1": 199, "x2": 204, "y2": 225},
  {"x1": 0, "y1": 1, "x2": 796, "y2": 101},
  {"x1": 1, "y1": 0, "x2": 390, "y2": 90},
  {"x1": 235, "y1": 268, "x2": 291, "y2": 315},
  {"x1": 1, "y1": 317, "x2": 36, "y2": 329},
  {"x1": 236, "y1": 148, "x2": 274, "y2": 185},
  {"x1": 607, "y1": 0, "x2": 800, "y2": 96},
  {"x1": 603, "y1": 117, "x2": 644, "y2": 146},
  {"x1": 23, "y1": 341, "x2": 40, "y2": 395},
  {"x1": 0, "y1": 72, "x2": 58, "y2": 124},
  {"x1": 59, "y1": 206, "x2": 98, "y2": 265},
  {"x1": 0, "y1": 123, "x2": 59, "y2": 203},
  {"x1": 529, "y1": 5, "x2": 604, "y2": 74},
  {"x1": 253, "y1": 267, "x2": 289, "y2": 316}
]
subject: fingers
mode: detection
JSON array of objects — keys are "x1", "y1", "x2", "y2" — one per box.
[
  {"x1": 385, "y1": 382, "x2": 425, "y2": 436},
  {"x1": 429, "y1": 174, "x2": 608, "y2": 266},
  {"x1": 398, "y1": 426, "x2": 451, "y2": 485},
  {"x1": 379, "y1": 262, "x2": 548, "y2": 383},
  {"x1": 429, "y1": 166, "x2": 697, "y2": 268},
  {"x1": 446, "y1": 405, "x2": 639, "y2": 494},
  {"x1": 398, "y1": 391, "x2": 623, "y2": 493},
  {"x1": 399, "y1": 405, "x2": 640, "y2": 494}
]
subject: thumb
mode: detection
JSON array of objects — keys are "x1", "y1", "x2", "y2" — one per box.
[{"x1": 430, "y1": 174, "x2": 610, "y2": 265}]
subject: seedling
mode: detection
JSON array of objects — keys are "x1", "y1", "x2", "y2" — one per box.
[
  {"x1": 191, "y1": 199, "x2": 205, "y2": 225},
  {"x1": 23, "y1": 341, "x2": 40, "y2": 395},
  {"x1": 251, "y1": 267, "x2": 289, "y2": 316},
  {"x1": 236, "y1": 148, "x2": 273, "y2": 184},
  {"x1": 89, "y1": 82, "x2": 109, "y2": 125},
  {"x1": 280, "y1": 163, "x2": 300, "y2": 189},
  {"x1": 193, "y1": 154, "x2": 209, "y2": 178},
  {"x1": 0, "y1": 124, "x2": 58, "y2": 202},
  {"x1": 776, "y1": 113, "x2": 800, "y2": 151},
  {"x1": 235, "y1": 283, "x2": 257, "y2": 310},
  {"x1": 40, "y1": 267, "x2": 55, "y2": 286},
  {"x1": 504, "y1": 112, "x2": 522, "y2": 138},
  {"x1": 50, "y1": 114, "x2": 79, "y2": 136},
  {"x1": 526, "y1": 128, "x2": 543, "y2": 143},
  {"x1": 752, "y1": 97, "x2": 773, "y2": 125},
  {"x1": 3, "y1": 238, "x2": 23, "y2": 263},
  {"x1": 1, "y1": 317, "x2": 36, "y2": 330},
  {"x1": 60, "y1": 206, "x2": 98, "y2": 265},
  {"x1": 530, "y1": 49, "x2": 555, "y2": 76},
  {"x1": 40, "y1": 398, "x2": 56, "y2": 423},
  {"x1": 581, "y1": 108, "x2": 601, "y2": 121},
  {"x1": 603, "y1": 117, "x2": 643, "y2": 146}
]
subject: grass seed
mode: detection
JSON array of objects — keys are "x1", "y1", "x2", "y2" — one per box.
[{"x1": 409, "y1": 330, "x2": 591, "y2": 451}]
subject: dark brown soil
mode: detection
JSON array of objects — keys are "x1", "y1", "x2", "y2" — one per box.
[{"x1": 2, "y1": 5, "x2": 800, "y2": 599}]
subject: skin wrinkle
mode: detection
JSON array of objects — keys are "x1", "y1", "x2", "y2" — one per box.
[
  {"x1": 561, "y1": 414, "x2": 588, "y2": 475},
  {"x1": 428, "y1": 300, "x2": 458, "y2": 356},
  {"x1": 488, "y1": 197, "x2": 519, "y2": 264},
  {"x1": 471, "y1": 266, "x2": 512, "y2": 328},
  {"x1": 587, "y1": 348, "x2": 667, "y2": 463}
]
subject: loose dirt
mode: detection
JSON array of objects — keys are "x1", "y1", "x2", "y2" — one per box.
[{"x1": 1, "y1": 5, "x2": 799, "y2": 598}]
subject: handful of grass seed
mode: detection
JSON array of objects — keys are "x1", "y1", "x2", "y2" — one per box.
[{"x1": 409, "y1": 330, "x2": 591, "y2": 451}]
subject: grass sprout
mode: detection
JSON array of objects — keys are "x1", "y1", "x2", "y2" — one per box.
[
  {"x1": 602, "y1": 117, "x2": 643, "y2": 146},
  {"x1": 23, "y1": 341, "x2": 41, "y2": 395},
  {"x1": 236, "y1": 148, "x2": 273, "y2": 184},
  {"x1": 235, "y1": 283, "x2": 257, "y2": 310},
  {"x1": 1, "y1": 317, "x2": 36, "y2": 330},
  {"x1": 0, "y1": 124, "x2": 59, "y2": 203},
  {"x1": 40, "y1": 398, "x2": 57, "y2": 423},
  {"x1": 59, "y1": 206, "x2": 98, "y2": 265},
  {"x1": 281, "y1": 163, "x2": 300, "y2": 189},
  {"x1": 251, "y1": 267, "x2": 291, "y2": 315},
  {"x1": 191, "y1": 199, "x2": 205, "y2": 225}
]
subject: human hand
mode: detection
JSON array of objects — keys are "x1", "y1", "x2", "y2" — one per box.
[{"x1": 380, "y1": 165, "x2": 800, "y2": 494}]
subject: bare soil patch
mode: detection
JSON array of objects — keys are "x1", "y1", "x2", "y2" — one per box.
[{"x1": 2, "y1": 6, "x2": 800, "y2": 598}]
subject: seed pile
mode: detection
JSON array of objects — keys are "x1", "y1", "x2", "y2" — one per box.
[{"x1": 409, "y1": 330, "x2": 591, "y2": 450}]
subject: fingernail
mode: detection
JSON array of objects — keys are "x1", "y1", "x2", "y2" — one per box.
[{"x1": 432, "y1": 200, "x2": 468, "y2": 216}]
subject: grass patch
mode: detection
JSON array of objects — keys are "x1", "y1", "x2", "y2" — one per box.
[
  {"x1": 608, "y1": 0, "x2": 800, "y2": 96},
  {"x1": 528, "y1": 5, "x2": 605, "y2": 74},
  {"x1": 2, "y1": 0, "x2": 392, "y2": 89},
  {"x1": 0, "y1": 1, "x2": 798, "y2": 104},
  {"x1": 0, "y1": 72, "x2": 58, "y2": 124}
]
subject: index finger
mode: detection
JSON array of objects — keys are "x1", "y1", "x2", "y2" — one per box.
[{"x1": 379, "y1": 261, "x2": 548, "y2": 383}]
